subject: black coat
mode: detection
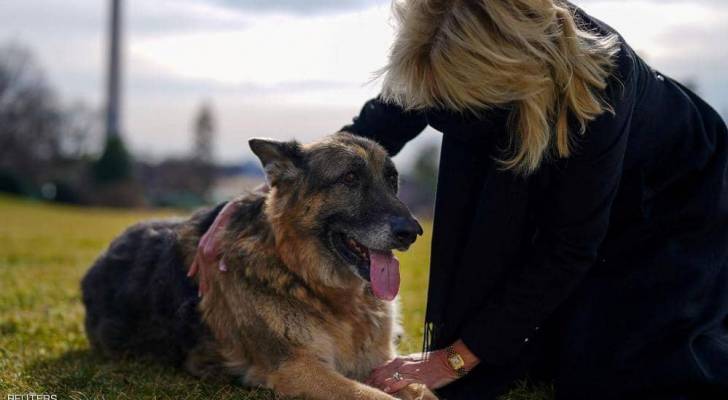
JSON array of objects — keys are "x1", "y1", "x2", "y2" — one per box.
[{"x1": 342, "y1": 6, "x2": 728, "y2": 400}]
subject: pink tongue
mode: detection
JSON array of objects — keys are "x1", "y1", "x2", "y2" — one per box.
[{"x1": 369, "y1": 250, "x2": 400, "y2": 301}]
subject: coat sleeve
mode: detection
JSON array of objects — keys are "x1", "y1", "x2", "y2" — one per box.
[
  {"x1": 460, "y1": 68, "x2": 638, "y2": 365},
  {"x1": 340, "y1": 97, "x2": 428, "y2": 156}
]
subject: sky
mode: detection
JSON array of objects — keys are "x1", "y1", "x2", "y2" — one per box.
[{"x1": 0, "y1": 0, "x2": 727, "y2": 168}]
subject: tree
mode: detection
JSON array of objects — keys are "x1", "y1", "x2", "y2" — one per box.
[
  {"x1": 0, "y1": 41, "x2": 139, "y2": 205},
  {"x1": 0, "y1": 43, "x2": 63, "y2": 177},
  {"x1": 188, "y1": 102, "x2": 216, "y2": 201},
  {"x1": 193, "y1": 103, "x2": 215, "y2": 164},
  {"x1": 59, "y1": 101, "x2": 103, "y2": 159},
  {"x1": 0, "y1": 43, "x2": 65, "y2": 195},
  {"x1": 93, "y1": 135, "x2": 132, "y2": 183},
  {"x1": 411, "y1": 143, "x2": 440, "y2": 199}
]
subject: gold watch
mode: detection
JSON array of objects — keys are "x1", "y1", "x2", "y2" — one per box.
[{"x1": 445, "y1": 345, "x2": 469, "y2": 377}]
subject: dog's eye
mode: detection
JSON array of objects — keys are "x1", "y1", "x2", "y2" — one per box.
[{"x1": 342, "y1": 172, "x2": 358, "y2": 186}]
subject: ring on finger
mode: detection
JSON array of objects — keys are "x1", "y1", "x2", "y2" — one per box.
[{"x1": 392, "y1": 371, "x2": 403, "y2": 381}]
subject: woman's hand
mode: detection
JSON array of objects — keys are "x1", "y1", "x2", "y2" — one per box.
[
  {"x1": 187, "y1": 184, "x2": 269, "y2": 296},
  {"x1": 367, "y1": 340, "x2": 480, "y2": 394},
  {"x1": 366, "y1": 350, "x2": 457, "y2": 394}
]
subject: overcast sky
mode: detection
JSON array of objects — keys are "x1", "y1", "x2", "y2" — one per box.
[{"x1": 1, "y1": 0, "x2": 726, "y2": 167}]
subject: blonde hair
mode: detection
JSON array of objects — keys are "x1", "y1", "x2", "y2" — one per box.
[{"x1": 379, "y1": 0, "x2": 621, "y2": 174}]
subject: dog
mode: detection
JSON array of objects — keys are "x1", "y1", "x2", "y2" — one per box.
[{"x1": 81, "y1": 132, "x2": 436, "y2": 400}]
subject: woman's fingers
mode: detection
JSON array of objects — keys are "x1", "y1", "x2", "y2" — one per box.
[
  {"x1": 370, "y1": 357, "x2": 402, "y2": 376},
  {"x1": 367, "y1": 352, "x2": 461, "y2": 393},
  {"x1": 382, "y1": 376, "x2": 416, "y2": 394},
  {"x1": 385, "y1": 357, "x2": 408, "y2": 370},
  {"x1": 366, "y1": 367, "x2": 391, "y2": 386},
  {"x1": 367, "y1": 366, "x2": 394, "y2": 386},
  {"x1": 367, "y1": 357, "x2": 406, "y2": 386}
]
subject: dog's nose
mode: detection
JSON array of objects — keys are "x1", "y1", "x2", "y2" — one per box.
[{"x1": 390, "y1": 216, "x2": 422, "y2": 246}]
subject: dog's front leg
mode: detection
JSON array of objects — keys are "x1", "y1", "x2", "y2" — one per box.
[
  {"x1": 268, "y1": 352, "x2": 398, "y2": 400},
  {"x1": 395, "y1": 384, "x2": 439, "y2": 400}
]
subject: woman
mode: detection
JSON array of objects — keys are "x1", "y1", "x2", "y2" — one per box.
[{"x1": 191, "y1": 0, "x2": 728, "y2": 398}]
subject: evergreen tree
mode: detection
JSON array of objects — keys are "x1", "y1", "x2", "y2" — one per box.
[
  {"x1": 93, "y1": 135, "x2": 132, "y2": 183},
  {"x1": 193, "y1": 103, "x2": 215, "y2": 164}
]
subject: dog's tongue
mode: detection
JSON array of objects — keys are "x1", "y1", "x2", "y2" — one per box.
[{"x1": 369, "y1": 250, "x2": 400, "y2": 301}]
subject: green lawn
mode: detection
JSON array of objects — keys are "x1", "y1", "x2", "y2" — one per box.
[{"x1": 0, "y1": 194, "x2": 550, "y2": 399}]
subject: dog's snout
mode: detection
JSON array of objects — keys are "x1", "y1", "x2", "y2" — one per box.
[{"x1": 390, "y1": 216, "x2": 422, "y2": 246}]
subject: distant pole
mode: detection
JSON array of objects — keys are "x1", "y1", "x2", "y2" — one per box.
[
  {"x1": 94, "y1": 0, "x2": 132, "y2": 189},
  {"x1": 105, "y1": 0, "x2": 123, "y2": 139}
]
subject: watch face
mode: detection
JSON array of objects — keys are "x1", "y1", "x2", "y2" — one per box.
[{"x1": 448, "y1": 353, "x2": 465, "y2": 370}]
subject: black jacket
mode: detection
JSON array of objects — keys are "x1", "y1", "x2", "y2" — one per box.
[{"x1": 343, "y1": 6, "x2": 728, "y2": 399}]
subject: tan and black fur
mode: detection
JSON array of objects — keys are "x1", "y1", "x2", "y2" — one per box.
[{"x1": 82, "y1": 133, "x2": 435, "y2": 399}]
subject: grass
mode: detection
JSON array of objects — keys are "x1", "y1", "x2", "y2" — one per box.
[{"x1": 0, "y1": 194, "x2": 550, "y2": 399}]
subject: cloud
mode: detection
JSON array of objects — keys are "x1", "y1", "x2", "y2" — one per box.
[
  {"x1": 126, "y1": 68, "x2": 367, "y2": 103},
  {"x1": 128, "y1": 1, "x2": 249, "y2": 35},
  {"x1": 128, "y1": 6, "x2": 394, "y2": 86},
  {"x1": 0, "y1": 0, "x2": 250, "y2": 40},
  {"x1": 575, "y1": 0, "x2": 728, "y2": 112},
  {"x1": 650, "y1": 22, "x2": 728, "y2": 112},
  {"x1": 210, "y1": 0, "x2": 388, "y2": 15},
  {"x1": 653, "y1": 23, "x2": 728, "y2": 77}
]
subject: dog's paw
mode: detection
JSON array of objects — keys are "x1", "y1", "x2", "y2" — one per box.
[{"x1": 395, "y1": 383, "x2": 438, "y2": 400}]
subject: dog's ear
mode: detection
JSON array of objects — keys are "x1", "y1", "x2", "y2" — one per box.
[{"x1": 249, "y1": 138, "x2": 304, "y2": 186}]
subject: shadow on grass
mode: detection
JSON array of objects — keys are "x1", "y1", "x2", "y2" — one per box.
[
  {"x1": 24, "y1": 350, "x2": 554, "y2": 400},
  {"x1": 24, "y1": 349, "x2": 277, "y2": 399}
]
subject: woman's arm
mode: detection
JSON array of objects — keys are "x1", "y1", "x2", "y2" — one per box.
[
  {"x1": 460, "y1": 70, "x2": 638, "y2": 366},
  {"x1": 367, "y1": 339, "x2": 480, "y2": 393},
  {"x1": 341, "y1": 96, "x2": 428, "y2": 155}
]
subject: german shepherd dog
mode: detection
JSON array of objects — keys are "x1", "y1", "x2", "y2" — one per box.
[{"x1": 81, "y1": 133, "x2": 436, "y2": 399}]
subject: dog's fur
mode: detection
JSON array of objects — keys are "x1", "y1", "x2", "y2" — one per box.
[{"x1": 81, "y1": 133, "x2": 435, "y2": 400}]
